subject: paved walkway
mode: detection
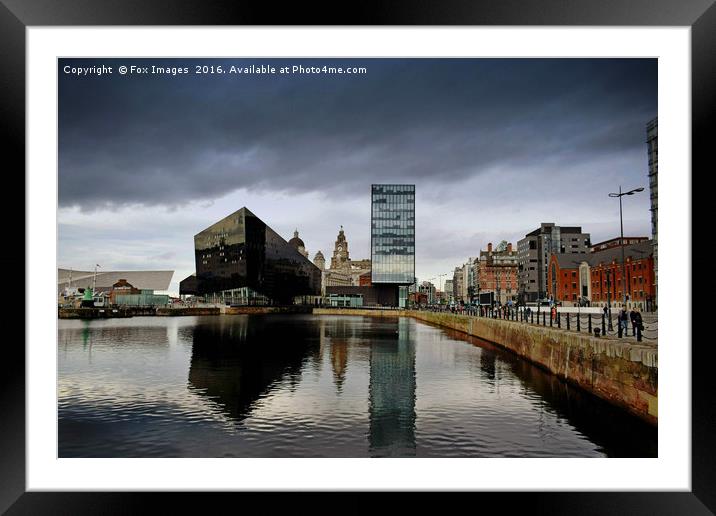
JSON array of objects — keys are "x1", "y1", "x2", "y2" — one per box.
[{"x1": 419, "y1": 308, "x2": 658, "y2": 345}]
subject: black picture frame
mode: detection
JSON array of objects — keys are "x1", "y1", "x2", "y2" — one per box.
[{"x1": 1, "y1": 1, "x2": 710, "y2": 513}]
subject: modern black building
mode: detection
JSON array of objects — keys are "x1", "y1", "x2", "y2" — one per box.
[
  {"x1": 179, "y1": 207, "x2": 321, "y2": 305},
  {"x1": 370, "y1": 184, "x2": 416, "y2": 306}
]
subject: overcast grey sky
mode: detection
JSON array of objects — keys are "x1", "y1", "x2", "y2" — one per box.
[{"x1": 58, "y1": 58, "x2": 657, "y2": 294}]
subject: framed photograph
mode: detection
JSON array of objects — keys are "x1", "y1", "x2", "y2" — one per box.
[{"x1": 3, "y1": 0, "x2": 711, "y2": 512}]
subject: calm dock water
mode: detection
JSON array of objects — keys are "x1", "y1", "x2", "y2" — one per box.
[{"x1": 58, "y1": 314, "x2": 656, "y2": 457}]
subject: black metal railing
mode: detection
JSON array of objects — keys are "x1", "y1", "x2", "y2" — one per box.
[{"x1": 406, "y1": 304, "x2": 656, "y2": 341}]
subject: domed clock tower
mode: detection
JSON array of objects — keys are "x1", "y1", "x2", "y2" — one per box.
[{"x1": 330, "y1": 226, "x2": 351, "y2": 269}]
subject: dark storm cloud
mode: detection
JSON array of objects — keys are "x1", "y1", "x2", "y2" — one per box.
[{"x1": 59, "y1": 58, "x2": 656, "y2": 209}]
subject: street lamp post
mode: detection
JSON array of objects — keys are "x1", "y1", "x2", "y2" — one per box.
[
  {"x1": 606, "y1": 268, "x2": 613, "y2": 331},
  {"x1": 609, "y1": 186, "x2": 644, "y2": 309},
  {"x1": 92, "y1": 264, "x2": 100, "y2": 293}
]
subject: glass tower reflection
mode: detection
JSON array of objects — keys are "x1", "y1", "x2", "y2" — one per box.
[{"x1": 368, "y1": 317, "x2": 417, "y2": 456}]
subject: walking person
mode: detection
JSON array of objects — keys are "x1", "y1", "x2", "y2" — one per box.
[
  {"x1": 634, "y1": 309, "x2": 644, "y2": 342},
  {"x1": 630, "y1": 308, "x2": 638, "y2": 336},
  {"x1": 618, "y1": 308, "x2": 628, "y2": 338}
]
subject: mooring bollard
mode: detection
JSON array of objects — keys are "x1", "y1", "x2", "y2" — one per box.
[{"x1": 594, "y1": 327, "x2": 601, "y2": 338}]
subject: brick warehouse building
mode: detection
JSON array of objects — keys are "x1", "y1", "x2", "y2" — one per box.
[
  {"x1": 547, "y1": 253, "x2": 592, "y2": 306},
  {"x1": 478, "y1": 242, "x2": 519, "y2": 305},
  {"x1": 547, "y1": 240, "x2": 655, "y2": 311}
]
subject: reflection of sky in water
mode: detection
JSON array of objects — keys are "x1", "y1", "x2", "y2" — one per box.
[{"x1": 58, "y1": 315, "x2": 656, "y2": 458}]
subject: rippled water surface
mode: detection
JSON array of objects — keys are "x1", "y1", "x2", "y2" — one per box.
[{"x1": 58, "y1": 315, "x2": 656, "y2": 457}]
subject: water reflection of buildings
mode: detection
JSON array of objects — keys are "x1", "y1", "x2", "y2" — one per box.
[
  {"x1": 330, "y1": 339, "x2": 349, "y2": 391},
  {"x1": 187, "y1": 316, "x2": 318, "y2": 422},
  {"x1": 320, "y1": 318, "x2": 354, "y2": 392},
  {"x1": 368, "y1": 318, "x2": 417, "y2": 456}
]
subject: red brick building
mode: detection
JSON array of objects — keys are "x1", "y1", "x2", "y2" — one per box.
[
  {"x1": 589, "y1": 236, "x2": 648, "y2": 253},
  {"x1": 547, "y1": 253, "x2": 591, "y2": 305},
  {"x1": 409, "y1": 291, "x2": 428, "y2": 305},
  {"x1": 109, "y1": 278, "x2": 140, "y2": 305},
  {"x1": 358, "y1": 271, "x2": 372, "y2": 286},
  {"x1": 589, "y1": 241, "x2": 655, "y2": 310},
  {"x1": 547, "y1": 240, "x2": 655, "y2": 310},
  {"x1": 478, "y1": 242, "x2": 519, "y2": 305}
]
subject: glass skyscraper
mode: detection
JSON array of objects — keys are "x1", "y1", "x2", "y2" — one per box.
[{"x1": 371, "y1": 184, "x2": 415, "y2": 285}]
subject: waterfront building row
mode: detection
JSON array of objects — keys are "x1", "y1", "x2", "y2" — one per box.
[{"x1": 179, "y1": 184, "x2": 415, "y2": 307}]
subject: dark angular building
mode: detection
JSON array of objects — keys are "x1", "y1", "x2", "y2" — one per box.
[
  {"x1": 180, "y1": 207, "x2": 321, "y2": 305},
  {"x1": 370, "y1": 184, "x2": 416, "y2": 306}
]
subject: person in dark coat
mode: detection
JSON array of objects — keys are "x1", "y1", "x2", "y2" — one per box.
[
  {"x1": 634, "y1": 310, "x2": 644, "y2": 341},
  {"x1": 617, "y1": 308, "x2": 629, "y2": 335},
  {"x1": 630, "y1": 309, "x2": 638, "y2": 336}
]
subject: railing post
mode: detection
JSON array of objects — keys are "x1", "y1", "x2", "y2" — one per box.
[
  {"x1": 557, "y1": 312, "x2": 561, "y2": 328},
  {"x1": 602, "y1": 314, "x2": 606, "y2": 335},
  {"x1": 588, "y1": 314, "x2": 592, "y2": 333},
  {"x1": 567, "y1": 314, "x2": 570, "y2": 330},
  {"x1": 550, "y1": 311, "x2": 553, "y2": 327},
  {"x1": 577, "y1": 313, "x2": 580, "y2": 332},
  {"x1": 531, "y1": 311, "x2": 534, "y2": 324}
]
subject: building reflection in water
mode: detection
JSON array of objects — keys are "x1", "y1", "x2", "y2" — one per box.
[
  {"x1": 187, "y1": 315, "x2": 318, "y2": 422},
  {"x1": 330, "y1": 338, "x2": 349, "y2": 392},
  {"x1": 321, "y1": 317, "x2": 355, "y2": 393},
  {"x1": 368, "y1": 318, "x2": 417, "y2": 456}
]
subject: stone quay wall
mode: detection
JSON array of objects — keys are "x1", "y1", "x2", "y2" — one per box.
[
  {"x1": 156, "y1": 307, "x2": 221, "y2": 316},
  {"x1": 221, "y1": 305, "x2": 314, "y2": 315},
  {"x1": 59, "y1": 307, "x2": 151, "y2": 319},
  {"x1": 313, "y1": 308, "x2": 658, "y2": 425}
]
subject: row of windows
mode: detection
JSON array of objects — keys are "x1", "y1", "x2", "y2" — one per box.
[
  {"x1": 372, "y1": 185, "x2": 415, "y2": 194},
  {"x1": 373, "y1": 237, "x2": 415, "y2": 244},
  {"x1": 372, "y1": 230, "x2": 414, "y2": 237},
  {"x1": 371, "y1": 214, "x2": 415, "y2": 221},
  {"x1": 593, "y1": 291, "x2": 647, "y2": 301},
  {"x1": 372, "y1": 196, "x2": 415, "y2": 203},
  {"x1": 373, "y1": 249, "x2": 415, "y2": 256},
  {"x1": 371, "y1": 222, "x2": 414, "y2": 229}
]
